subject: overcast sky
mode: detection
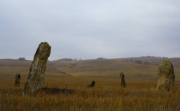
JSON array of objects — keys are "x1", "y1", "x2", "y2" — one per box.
[{"x1": 0, "y1": 0, "x2": 180, "y2": 60}]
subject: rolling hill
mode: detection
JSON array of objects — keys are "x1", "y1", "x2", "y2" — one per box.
[{"x1": 0, "y1": 56, "x2": 180, "y2": 83}]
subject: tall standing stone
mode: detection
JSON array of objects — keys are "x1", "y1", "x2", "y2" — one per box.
[
  {"x1": 120, "y1": 72, "x2": 126, "y2": 87},
  {"x1": 23, "y1": 42, "x2": 51, "y2": 95},
  {"x1": 14, "y1": 73, "x2": 21, "y2": 87},
  {"x1": 157, "y1": 60, "x2": 175, "y2": 91}
]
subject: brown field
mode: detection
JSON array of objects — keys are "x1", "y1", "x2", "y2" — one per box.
[{"x1": 0, "y1": 57, "x2": 180, "y2": 111}]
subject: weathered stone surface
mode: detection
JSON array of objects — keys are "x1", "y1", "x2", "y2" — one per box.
[
  {"x1": 23, "y1": 42, "x2": 51, "y2": 95},
  {"x1": 120, "y1": 72, "x2": 126, "y2": 87},
  {"x1": 157, "y1": 60, "x2": 175, "y2": 91},
  {"x1": 14, "y1": 73, "x2": 21, "y2": 87}
]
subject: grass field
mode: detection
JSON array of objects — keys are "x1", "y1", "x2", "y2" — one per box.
[{"x1": 0, "y1": 58, "x2": 180, "y2": 111}]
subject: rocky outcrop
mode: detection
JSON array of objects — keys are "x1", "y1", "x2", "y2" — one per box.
[
  {"x1": 23, "y1": 42, "x2": 51, "y2": 95},
  {"x1": 157, "y1": 60, "x2": 175, "y2": 91}
]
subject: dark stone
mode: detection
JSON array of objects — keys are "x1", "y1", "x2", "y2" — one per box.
[
  {"x1": 87, "y1": 80, "x2": 96, "y2": 88},
  {"x1": 14, "y1": 73, "x2": 21, "y2": 87},
  {"x1": 120, "y1": 72, "x2": 126, "y2": 87},
  {"x1": 41, "y1": 87, "x2": 75, "y2": 95}
]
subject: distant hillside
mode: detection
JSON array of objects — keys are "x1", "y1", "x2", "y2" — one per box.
[
  {"x1": 122, "y1": 56, "x2": 180, "y2": 67},
  {"x1": 0, "y1": 57, "x2": 180, "y2": 82},
  {"x1": 0, "y1": 59, "x2": 31, "y2": 67},
  {"x1": 48, "y1": 57, "x2": 180, "y2": 82}
]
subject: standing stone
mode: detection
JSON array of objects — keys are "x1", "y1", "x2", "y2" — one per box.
[
  {"x1": 120, "y1": 72, "x2": 126, "y2": 87},
  {"x1": 14, "y1": 73, "x2": 21, "y2": 87},
  {"x1": 23, "y1": 42, "x2": 51, "y2": 95},
  {"x1": 157, "y1": 60, "x2": 175, "y2": 91}
]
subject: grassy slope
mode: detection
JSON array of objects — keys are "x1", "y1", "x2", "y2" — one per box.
[
  {"x1": 50, "y1": 58, "x2": 180, "y2": 82},
  {"x1": 0, "y1": 58, "x2": 180, "y2": 110},
  {"x1": 0, "y1": 57, "x2": 180, "y2": 82}
]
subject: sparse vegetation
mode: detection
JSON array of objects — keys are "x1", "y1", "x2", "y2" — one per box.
[
  {"x1": 0, "y1": 57, "x2": 180, "y2": 111},
  {"x1": 1, "y1": 80, "x2": 180, "y2": 111}
]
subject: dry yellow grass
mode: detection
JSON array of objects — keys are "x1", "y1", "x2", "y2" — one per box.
[
  {"x1": 1, "y1": 77, "x2": 180, "y2": 111},
  {"x1": 0, "y1": 58, "x2": 180, "y2": 111}
]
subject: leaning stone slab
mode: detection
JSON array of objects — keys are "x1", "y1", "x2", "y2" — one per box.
[
  {"x1": 157, "y1": 60, "x2": 175, "y2": 91},
  {"x1": 23, "y1": 42, "x2": 51, "y2": 95}
]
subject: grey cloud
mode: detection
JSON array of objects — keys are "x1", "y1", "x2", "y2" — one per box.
[{"x1": 0, "y1": 0, "x2": 180, "y2": 60}]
